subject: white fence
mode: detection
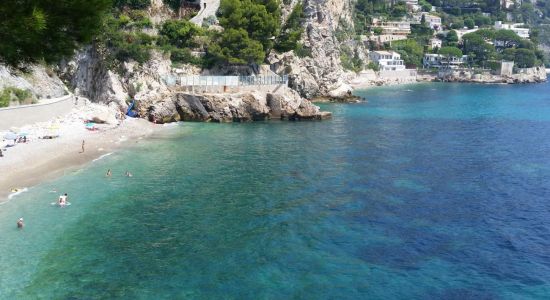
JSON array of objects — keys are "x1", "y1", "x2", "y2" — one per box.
[{"x1": 163, "y1": 75, "x2": 289, "y2": 87}]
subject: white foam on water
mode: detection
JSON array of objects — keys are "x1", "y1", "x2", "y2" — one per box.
[
  {"x1": 1, "y1": 187, "x2": 29, "y2": 205},
  {"x1": 163, "y1": 122, "x2": 183, "y2": 127},
  {"x1": 92, "y1": 152, "x2": 114, "y2": 162}
]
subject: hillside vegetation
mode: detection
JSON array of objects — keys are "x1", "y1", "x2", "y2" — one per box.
[{"x1": 0, "y1": 0, "x2": 306, "y2": 70}]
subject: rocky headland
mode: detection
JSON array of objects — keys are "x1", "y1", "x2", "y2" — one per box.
[
  {"x1": 435, "y1": 66, "x2": 547, "y2": 84},
  {"x1": 138, "y1": 88, "x2": 331, "y2": 123}
]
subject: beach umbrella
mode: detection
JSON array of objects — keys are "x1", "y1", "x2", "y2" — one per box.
[{"x1": 3, "y1": 132, "x2": 18, "y2": 140}]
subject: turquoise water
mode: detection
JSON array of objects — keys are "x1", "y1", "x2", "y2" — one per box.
[{"x1": 1, "y1": 82, "x2": 550, "y2": 298}]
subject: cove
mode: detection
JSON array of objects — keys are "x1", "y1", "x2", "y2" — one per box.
[{"x1": 1, "y1": 82, "x2": 550, "y2": 299}]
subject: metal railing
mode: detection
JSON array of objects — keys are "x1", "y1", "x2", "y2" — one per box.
[{"x1": 162, "y1": 75, "x2": 289, "y2": 87}]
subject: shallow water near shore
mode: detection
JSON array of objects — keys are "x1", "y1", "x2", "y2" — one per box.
[{"x1": 1, "y1": 82, "x2": 550, "y2": 298}]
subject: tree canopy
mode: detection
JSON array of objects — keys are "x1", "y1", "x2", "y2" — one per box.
[
  {"x1": 159, "y1": 20, "x2": 203, "y2": 48},
  {"x1": 393, "y1": 39, "x2": 424, "y2": 67},
  {"x1": 461, "y1": 32, "x2": 496, "y2": 63},
  {"x1": 213, "y1": 0, "x2": 281, "y2": 65},
  {"x1": 439, "y1": 46, "x2": 463, "y2": 57},
  {"x1": 0, "y1": 0, "x2": 112, "y2": 67},
  {"x1": 208, "y1": 29, "x2": 265, "y2": 65}
]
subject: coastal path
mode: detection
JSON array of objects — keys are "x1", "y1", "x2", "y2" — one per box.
[
  {"x1": 0, "y1": 93, "x2": 79, "y2": 130},
  {"x1": 190, "y1": 0, "x2": 220, "y2": 26}
]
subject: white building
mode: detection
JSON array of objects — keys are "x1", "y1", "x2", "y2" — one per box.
[
  {"x1": 412, "y1": 13, "x2": 442, "y2": 30},
  {"x1": 429, "y1": 38, "x2": 442, "y2": 49},
  {"x1": 494, "y1": 21, "x2": 530, "y2": 38},
  {"x1": 425, "y1": 14, "x2": 442, "y2": 31},
  {"x1": 405, "y1": 0, "x2": 421, "y2": 12},
  {"x1": 423, "y1": 54, "x2": 468, "y2": 68},
  {"x1": 368, "y1": 34, "x2": 408, "y2": 45},
  {"x1": 501, "y1": 0, "x2": 516, "y2": 9},
  {"x1": 372, "y1": 19, "x2": 411, "y2": 35},
  {"x1": 369, "y1": 51, "x2": 406, "y2": 71}
]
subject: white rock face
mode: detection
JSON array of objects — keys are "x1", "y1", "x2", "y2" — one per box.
[
  {"x1": 60, "y1": 47, "x2": 175, "y2": 110},
  {"x1": 0, "y1": 64, "x2": 66, "y2": 99},
  {"x1": 328, "y1": 83, "x2": 353, "y2": 98},
  {"x1": 270, "y1": 0, "x2": 358, "y2": 98}
]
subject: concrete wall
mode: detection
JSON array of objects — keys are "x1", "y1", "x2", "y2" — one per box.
[
  {"x1": 379, "y1": 69, "x2": 417, "y2": 80},
  {"x1": 500, "y1": 61, "x2": 514, "y2": 76},
  {"x1": 0, "y1": 94, "x2": 74, "y2": 130}
]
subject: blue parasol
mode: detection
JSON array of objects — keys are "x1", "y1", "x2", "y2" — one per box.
[{"x1": 3, "y1": 132, "x2": 18, "y2": 140}]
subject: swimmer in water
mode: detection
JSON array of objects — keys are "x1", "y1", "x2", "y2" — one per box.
[
  {"x1": 106, "y1": 169, "x2": 112, "y2": 177},
  {"x1": 17, "y1": 218, "x2": 24, "y2": 229},
  {"x1": 58, "y1": 193, "x2": 68, "y2": 206},
  {"x1": 125, "y1": 171, "x2": 133, "y2": 177}
]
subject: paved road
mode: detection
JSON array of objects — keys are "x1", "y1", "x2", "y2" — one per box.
[{"x1": 190, "y1": 0, "x2": 220, "y2": 26}]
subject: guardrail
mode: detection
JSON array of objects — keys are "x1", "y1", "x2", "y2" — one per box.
[{"x1": 163, "y1": 75, "x2": 289, "y2": 87}]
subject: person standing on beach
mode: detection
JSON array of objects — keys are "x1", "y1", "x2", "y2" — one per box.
[{"x1": 80, "y1": 140, "x2": 85, "y2": 153}]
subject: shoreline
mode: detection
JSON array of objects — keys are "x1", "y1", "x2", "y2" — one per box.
[
  {"x1": 349, "y1": 66, "x2": 547, "y2": 90},
  {"x1": 0, "y1": 108, "x2": 160, "y2": 201}
]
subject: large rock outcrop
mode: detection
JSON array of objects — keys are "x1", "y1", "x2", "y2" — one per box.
[
  {"x1": 136, "y1": 88, "x2": 331, "y2": 123},
  {"x1": 59, "y1": 46, "x2": 182, "y2": 110},
  {"x1": 438, "y1": 66, "x2": 547, "y2": 84},
  {"x1": 269, "y1": 0, "x2": 357, "y2": 98}
]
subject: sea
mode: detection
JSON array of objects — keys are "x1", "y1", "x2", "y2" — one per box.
[{"x1": 1, "y1": 82, "x2": 550, "y2": 299}]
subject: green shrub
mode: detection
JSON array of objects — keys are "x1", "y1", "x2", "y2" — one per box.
[
  {"x1": 340, "y1": 46, "x2": 363, "y2": 72},
  {"x1": 169, "y1": 47, "x2": 204, "y2": 66},
  {"x1": 114, "y1": 0, "x2": 151, "y2": 9},
  {"x1": 0, "y1": 90, "x2": 10, "y2": 107},
  {"x1": 159, "y1": 19, "x2": 203, "y2": 48},
  {"x1": 367, "y1": 62, "x2": 380, "y2": 71},
  {"x1": 163, "y1": 0, "x2": 182, "y2": 11},
  {"x1": 275, "y1": 3, "x2": 305, "y2": 53},
  {"x1": 294, "y1": 43, "x2": 312, "y2": 58},
  {"x1": 0, "y1": 87, "x2": 34, "y2": 107},
  {"x1": 99, "y1": 15, "x2": 155, "y2": 65}
]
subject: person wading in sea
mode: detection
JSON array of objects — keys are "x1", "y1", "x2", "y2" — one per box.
[{"x1": 17, "y1": 218, "x2": 24, "y2": 229}]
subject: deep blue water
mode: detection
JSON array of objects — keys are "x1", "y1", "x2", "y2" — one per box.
[{"x1": 1, "y1": 82, "x2": 550, "y2": 299}]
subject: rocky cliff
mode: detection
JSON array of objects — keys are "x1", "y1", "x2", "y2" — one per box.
[
  {"x1": 0, "y1": 65, "x2": 67, "y2": 99},
  {"x1": 269, "y1": 0, "x2": 356, "y2": 99},
  {"x1": 137, "y1": 87, "x2": 331, "y2": 122},
  {"x1": 59, "y1": 46, "x2": 178, "y2": 110}
]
